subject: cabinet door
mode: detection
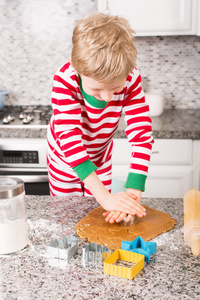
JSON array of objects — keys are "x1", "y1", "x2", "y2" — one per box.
[
  {"x1": 111, "y1": 138, "x2": 194, "y2": 197},
  {"x1": 98, "y1": 0, "x2": 195, "y2": 36},
  {"x1": 143, "y1": 165, "x2": 193, "y2": 198},
  {"x1": 112, "y1": 164, "x2": 193, "y2": 198},
  {"x1": 151, "y1": 139, "x2": 192, "y2": 165}
]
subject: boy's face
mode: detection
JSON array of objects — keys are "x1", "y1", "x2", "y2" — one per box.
[{"x1": 80, "y1": 75, "x2": 126, "y2": 102}]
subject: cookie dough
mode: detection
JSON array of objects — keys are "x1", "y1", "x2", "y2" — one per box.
[{"x1": 76, "y1": 205, "x2": 177, "y2": 250}]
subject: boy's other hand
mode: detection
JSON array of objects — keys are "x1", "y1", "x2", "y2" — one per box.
[
  {"x1": 102, "y1": 189, "x2": 145, "y2": 223},
  {"x1": 101, "y1": 189, "x2": 145, "y2": 222},
  {"x1": 103, "y1": 211, "x2": 133, "y2": 223}
]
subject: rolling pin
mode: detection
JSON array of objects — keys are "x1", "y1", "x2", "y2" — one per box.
[{"x1": 184, "y1": 188, "x2": 200, "y2": 257}]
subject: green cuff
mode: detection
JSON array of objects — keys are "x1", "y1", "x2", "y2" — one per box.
[
  {"x1": 124, "y1": 173, "x2": 147, "y2": 192},
  {"x1": 72, "y1": 159, "x2": 97, "y2": 181}
]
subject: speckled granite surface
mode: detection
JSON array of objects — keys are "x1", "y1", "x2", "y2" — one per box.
[
  {"x1": 0, "y1": 195, "x2": 199, "y2": 300},
  {"x1": 0, "y1": 109, "x2": 200, "y2": 140},
  {"x1": 116, "y1": 109, "x2": 200, "y2": 140}
]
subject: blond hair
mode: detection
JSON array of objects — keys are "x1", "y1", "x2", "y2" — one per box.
[{"x1": 71, "y1": 13, "x2": 137, "y2": 83}]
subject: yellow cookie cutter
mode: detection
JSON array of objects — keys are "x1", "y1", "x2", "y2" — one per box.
[{"x1": 103, "y1": 249, "x2": 144, "y2": 280}]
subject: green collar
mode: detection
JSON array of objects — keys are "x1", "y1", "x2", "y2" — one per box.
[{"x1": 78, "y1": 75, "x2": 109, "y2": 109}]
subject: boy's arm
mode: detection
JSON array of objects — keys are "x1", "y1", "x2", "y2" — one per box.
[
  {"x1": 102, "y1": 69, "x2": 154, "y2": 223},
  {"x1": 52, "y1": 64, "x2": 93, "y2": 170},
  {"x1": 123, "y1": 69, "x2": 154, "y2": 191},
  {"x1": 83, "y1": 172, "x2": 146, "y2": 217}
]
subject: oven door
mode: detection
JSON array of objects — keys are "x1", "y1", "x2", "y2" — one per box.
[{"x1": 0, "y1": 168, "x2": 50, "y2": 195}]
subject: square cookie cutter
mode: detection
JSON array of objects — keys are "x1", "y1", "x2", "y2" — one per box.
[
  {"x1": 103, "y1": 249, "x2": 145, "y2": 280},
  {"x1": 82, "y1": 242, "x2": 112, "y2": 264},
  {"x1": 47, "y1": 235, "x2": 78, "y2": 260},
  {"x1": 121, "y1": 236, "x2": 157, "y2": 262}
]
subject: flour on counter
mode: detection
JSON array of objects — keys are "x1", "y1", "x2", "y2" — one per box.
[
  {"x1": 27, "y1": 219, "x2": 69, "y2": 259},
  {"x1": 153, "y1": 227, "x2": 184, "y2": 250},
  {"x1": 27, "y1": 219, "x2": 64, "y2": 242},
  {"x1": 0, "y1": 219, "x2": 29, "y2": 254}
]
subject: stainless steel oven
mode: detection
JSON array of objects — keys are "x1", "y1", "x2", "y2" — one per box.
[
  {"x1": 0, "y1": 138, "x2": 50, "y2": 195},
  {"x1": 0, "y1": 105, "x2": 52, "y2": 195}
]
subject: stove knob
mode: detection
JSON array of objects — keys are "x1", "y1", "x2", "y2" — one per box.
[
  {"x1": 27, "y1": 114, "x2": 33, "y2": 122},
  {"x1": 3, "y1": 115, "x2": 15, "y2": 124},
  {"x1": 19, "y1": 112, "x2": 25, "y2": 119},
  {"x1": 23, "y1": 117, "x2": 29, "y2": 124},
  {"x1": 23, "y1": 115, "x2": 33, "y2": 124},
  {"x1": 19, "y1": 112, "x2": 28, "y2": 120},
  {"x1": 7, "y1": 115, "x2": 15, "y2": 122},
  {"x1": 3, "y1": 117, "x2": 9, "y2": 124}
]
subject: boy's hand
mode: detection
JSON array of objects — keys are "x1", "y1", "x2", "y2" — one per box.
[
  {"x1": 83, "y1": 172, "x2": 145, "y2": 219},
  {"x1": 100, "y1": 191, "x2": 146, "y2": 218},
  {"x1": 103, "y1": 211, "x2": 133, "y2": 223},
  {"x1": 102, "y1": 189, "x2": 145, "y2": 223},
  {"x1": 126, "y1": 188, "x2": 142, "y2": 203}
]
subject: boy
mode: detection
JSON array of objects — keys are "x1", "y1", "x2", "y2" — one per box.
[{"x1": 47, "y1": 13, "x2": 154, "y2": 223}]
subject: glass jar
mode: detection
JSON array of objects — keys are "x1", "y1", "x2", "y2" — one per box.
[{"x1": 0, "y1": 177, "x2": 29, "y2": 254}]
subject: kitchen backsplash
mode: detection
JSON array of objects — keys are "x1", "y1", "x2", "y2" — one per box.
[{"x1": 1, "y1": 0, "x2": 200, "y2": 109}]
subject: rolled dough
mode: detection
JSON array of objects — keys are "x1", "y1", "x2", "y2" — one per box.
[{"x1": 76, "y1": 205, "x2": 177, "y2": 250}]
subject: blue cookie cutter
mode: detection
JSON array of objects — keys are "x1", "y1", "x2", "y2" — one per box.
[{"x1": 121, "y1": 236, "x2": 156, "y2": 262}]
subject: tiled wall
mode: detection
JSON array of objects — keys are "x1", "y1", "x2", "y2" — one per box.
[{"x1": 1, "y1": 0, "x2": 200, "y2": 109}]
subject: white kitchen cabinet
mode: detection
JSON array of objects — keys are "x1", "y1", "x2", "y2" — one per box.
[
  {"x1": 143, "y1": 166, "x2": 193, "y2": 198},
  {"x1": 98, "y1": 0, "x2": 200, "y2": 36},
  {"x1": 112, "y1": 138, "x2": 196, "y2": 198}
]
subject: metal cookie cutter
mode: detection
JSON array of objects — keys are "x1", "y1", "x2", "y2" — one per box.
[
  {"x1": 121, "y1": 236, "x2": 157, "y2": 262},
  {"x1": 47, "y1": 235, "x2": 78, "y2": 260},
  {"x1": 103, "y1": 249, "x2": 145, "y2": 280},
  {"x1": 82, "y1": 242, "x2": 112, "y2": 263}
]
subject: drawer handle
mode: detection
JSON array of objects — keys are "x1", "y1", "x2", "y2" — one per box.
[{"x1": 152, "y1": 151, "x2": 159, "y2": 154}]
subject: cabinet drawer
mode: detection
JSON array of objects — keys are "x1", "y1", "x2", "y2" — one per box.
[
  {"x1": 143, "y1": 165, "x2": 193, "y2": 198},
  {"x1": 151, "y1": 139, "x2": 192, "y2": 165},
  {"x1": 112, "y1": 139, "x2": 192, "y2": 165}
]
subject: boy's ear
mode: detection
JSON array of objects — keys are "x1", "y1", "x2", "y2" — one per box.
[
  {"x1": 69, "y1": 59, "x2": 75, "y2": 69},
  {"x1": 69, "y1": 59, "x2": 79, "y2": 74}
]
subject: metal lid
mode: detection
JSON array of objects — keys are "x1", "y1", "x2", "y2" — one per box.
[{"x1": 0, "y1": 177, "x2": 24, "y2": 199}]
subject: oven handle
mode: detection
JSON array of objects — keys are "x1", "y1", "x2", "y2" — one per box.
[
  {"x1": 14, "y1": 175, "x2": 49, "y2": 183},
  {"x1": 0, "y1": 174, "x2": 48, "y2": 183},
  {"x1": 0, "y1": 169, "x2": 48, "y2": 183},
  {"x1": 0, "y1": 167, "x2": 47, "y2": 172}
]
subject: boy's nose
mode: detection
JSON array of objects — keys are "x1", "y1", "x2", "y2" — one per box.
[{"x1": 100, "y1": 91, "x2": 113, "y2": 102}]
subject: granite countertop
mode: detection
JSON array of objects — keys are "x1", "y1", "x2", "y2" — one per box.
[
  {"x1": 115, "y1": 109, "x2": 200, "y2": 140},
  {"x1": 0, "y1": 109, "x2": 200, "y2": 140},
  {"x1": 0, "y1": 195, "x2": 199, "y2": 299}
]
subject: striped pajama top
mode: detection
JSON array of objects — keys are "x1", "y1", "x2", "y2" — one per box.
[{"x1": 47, "y1": 61, "x2": 154, "y2": 191}]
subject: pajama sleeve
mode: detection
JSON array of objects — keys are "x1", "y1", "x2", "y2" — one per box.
[
  {"x1": 51, "y1": 63, "x2": 97, "y2": 180},
  {"x1": 123, "y1": 69, "x2": 154, "y2": 191}
]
